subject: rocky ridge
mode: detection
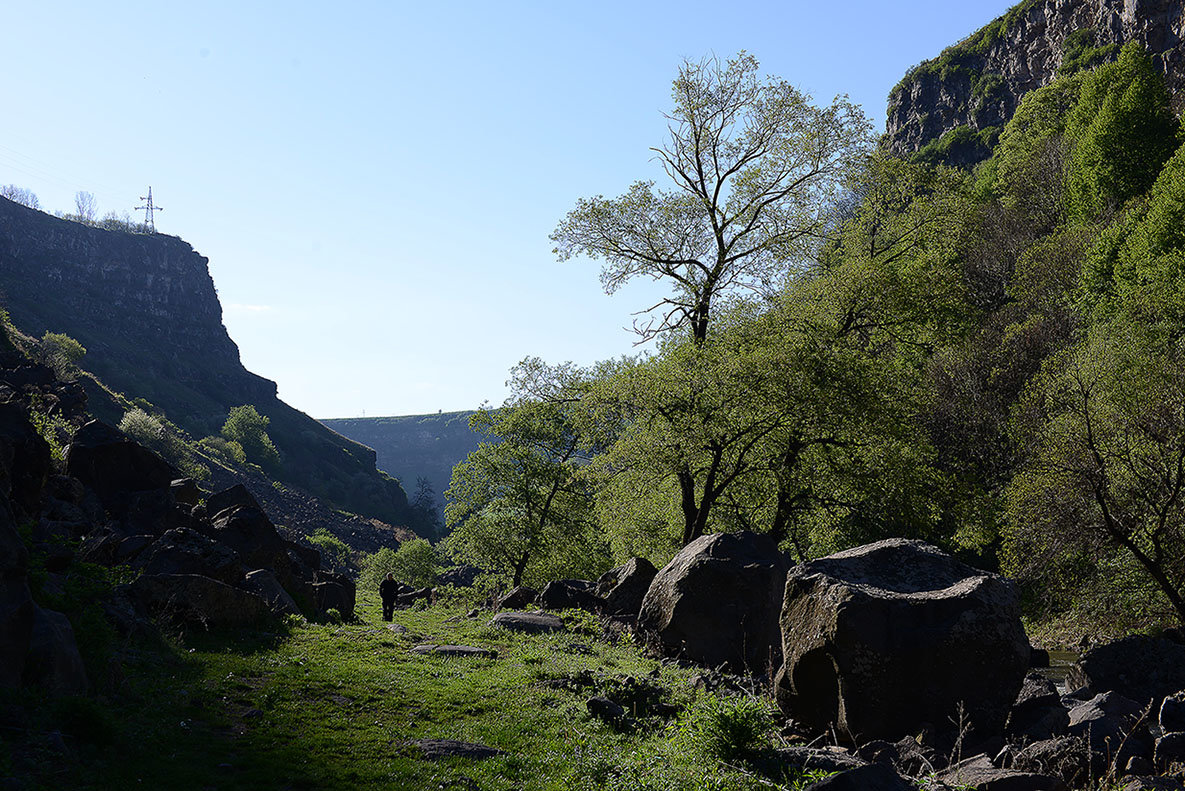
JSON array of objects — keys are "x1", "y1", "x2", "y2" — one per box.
[{"x1": 887, "y1": 0, "x2": 1185, "y2": 165}]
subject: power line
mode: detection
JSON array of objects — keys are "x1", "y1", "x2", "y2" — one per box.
[{"x1": 135, "y1": 186, "x2": 163, "y2": 232}]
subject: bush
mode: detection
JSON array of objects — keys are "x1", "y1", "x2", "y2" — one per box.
[
  {"x1": 118, "y1": 408, "x2": 165, "y2": 447},
  {"x1": 221, "y1": 405, "x2": 280, "y2": 468},
  {"x1": 679, "y1": 695, "x2": 775, "y2": 763},
  {"x1": 358, "y1": 539, "x2": 440, "y2": 590},
  {"x1": 198, "y1": 435, "x2": 247, "y2": 465},
  {"x1": 39, "y1": 331, "x2": 86, "y2": 380},
  {"x1": 308, "y1": 529, "x2": 351, "y2": 572}
]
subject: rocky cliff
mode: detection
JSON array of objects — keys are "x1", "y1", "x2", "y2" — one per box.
[
  {"x1": 0, "y1": 196, "x2": 416, "y2": 529},
  {"x1": 887, "y1": 0, "x2": 1185, "y2": 165}
]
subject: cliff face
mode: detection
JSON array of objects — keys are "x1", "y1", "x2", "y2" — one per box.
[
  {"x1": 887, "y1": 0, "x2": 1185, "y2": 165},
  {"x1": 0, "y1": 196, "x2": 416, "y2": 528}
]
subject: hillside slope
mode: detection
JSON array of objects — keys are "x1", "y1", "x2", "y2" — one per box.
[{"x1": 0, "y1": 196, "x2": 418, "y2": 530}]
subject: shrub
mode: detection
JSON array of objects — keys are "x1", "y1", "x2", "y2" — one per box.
[
  {"x1": 358, "y1": 539, "x2": 440, "y2": 590},
  {"x1": 198, "y1": 435, "x2": 247, "y2": 465},
  {"x1": 221, "y1": 405, "x2": 280, "y2": 468},
  {"x1": 679, "y1": 695, "x2": 775, "y2": 763},
  {"x1": 308, "y1": 529, "x2": 351, "y2": 572},
  {"x1": 39, "y1": 331, "x2": 86, "y2": 380}
]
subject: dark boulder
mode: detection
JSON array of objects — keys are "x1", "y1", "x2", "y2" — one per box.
[
  {"x1": 775, "y1": 538, "x2": 1028, "y2": 747},
  {"x1": 64, "y1": 421, "x2": 175, "y2": 507},
  {"x1": 204, "y1": 484, "x2": 261, "y2": 519},
  {"x1": 242, "y1": 569, "x2": 300, "y2": 616},
  {"x1": 1155, "y1": 732, "x2": 1185, "y2": 771},
  {"x1": 135, "y1": 527, "x2": 245, "y2": 586},
  {"x1": 1067, "y1": 691, "x2": 1151, "y2": 767},
  {"x1": 597, "y1": 557, "x2": 657, "y2": 617},
  {"x1": 491, "y1": 611, "x2": 565, "y2": 633},
  {"x1": 637, "y1": 531, "x2": 787, "y2": 673},
  {"x1": 940, "y1": 754, "x2": 1066, "y2": 791},
  {"x1": 312, "y1": 571, "x2": 355, "y2": 620},
  {"x1": 0, "y1": 500, "x2": 35, "y2": 689},
  {"x1": 496, "y1": 586, "x2": 538, "y2": 610},
  {"x1": 803, "y1": 763, "x2": 911, "y2": 791},
  {"x1": 0, "y1": 400, "x2": 51, "y2": 517},
  {"x1": 1013, "y1": 736, "x2": 1095, "y2": 789},
  {"x1": 537, "y1": 580, "x2": 604, "y2": 613},
  {"x1": 23, "y1": 607, "x2": 87, "y2": 695},
  {"x1": 206, "y1": 505, "x2": 294, "y2": 588},
  {"x1": 437, "y1": 565, "x2": 481, "y2": 588},
  {"x1": 130, "y1": 573, "x2": 274, "y2": 628},
  {"x1": 1067, "y1": 636, "x2": 1185, "y2": 707},
  {"x1": 1008, "y1": 673, "x2": 1070, "y2": 742},
  {"x1": 1162, "y1": 692, "x2": 1185, "y2": 733},
  {"x1": 170, "y1": 478, "x2": 201, "y2": 507}
]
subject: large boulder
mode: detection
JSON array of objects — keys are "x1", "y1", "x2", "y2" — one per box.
[
  {"x1": 597, "y1": 557, "x2": 657, "y2": 618},
  {"x1": 775, "y1": 538, "x2": 1029, "y2": 746},
  {"x1": 135, "y1": 527, "x2": 245, "y2": 587},
  {"x1": 65, "y1": 421, "x2": 176, "y2": 508},
  {"x1": 536, "y1": 579, "x2": 604, "y2": 613},
  {"x1": 204, "y1": 484, "x2": 261, "y2": 519},
  {"x1": 637, "y1": 531, "x2": 788, "y2": 673},
  {"x1": 205, "y1": 505, "x2": 294, "y2": 587},
  {"x1": 23, "y1": 606, "x2": 88, "y2": 695},
  {"x1": 0, "y1": 400, "x2": 51, "y2": 517},
  {"x1": 1008, "y1": 673, "x2": 1070, "y2": 743},
  {"x1": 1066, "y1": 636, "x2": 1185, "y2": 707},
  {"x1": 0, "y1": 497, "x2": 36, "y2": 688},
  {"x1": 242, "y1": 569, "x2": 300, "y2": 616},
  {"x1": 312, "y1": 571, "x2": 355, "y2": 620},
  {"x1": 129, "y1": 573, "x2": 274, "y2": 629}
]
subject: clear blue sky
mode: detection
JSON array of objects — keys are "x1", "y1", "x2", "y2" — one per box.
[{"x1": 1, "y1": 0, "x2": 1015, "y2": 419}]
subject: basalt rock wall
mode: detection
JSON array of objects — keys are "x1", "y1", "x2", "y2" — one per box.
[{"x1": 887, "y1": 0, "x2": 1185, "y2": 165}]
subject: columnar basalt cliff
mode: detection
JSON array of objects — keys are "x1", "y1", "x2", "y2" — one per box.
[
  {"x1": 887, "y1": 0, "x2": 1185, "y2": 165},
  {"x1": 0, "y1": 196, "x2": 415, "y2": 529}
]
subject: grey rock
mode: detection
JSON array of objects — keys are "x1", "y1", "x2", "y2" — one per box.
[
  {"x1": 1161, "y1": 692, "x2": 1185, "y2": 733},
  {"x1": 130, "y1": 573, "x2": 274, "y2": 628},
  {"x1": 586, "y1": 696, "x2": 626, "y2": 721},
  {"x1": 597, "y1": 557, "x2": 657, "y2": 618},
  {"x1": 491, "y1": 611, "x2": 565, "y2": 633},
  {"x1": 411, "y1": 738, "x2": 506, "y2": 760},
  {"x1": 803, "y1": 763, "x2": 911, "y2": 791},
  {"x1": 536, "y1": 580, "x2": 604, "y2": 613},
  {"x1": 775, "y1": 538, "x2": 1028, "y2": 747},
  {"x1": 1067, "y1": 636, "x2": 1185, "y2": 707},
  {"x1": 638, "y1": 531, "x2": 787, "y2": 673},
  {"x1": 136, "y1": 527, "x2": 244, "y2": 586},
  {"x1": 242, "y1": 569, "x2": 300, "y2": 616},
  {"x1": 1009, "y1": 672, "x2": 1070, "y2": 742},
  {"x1": 496, "y1": 586, "x2": 537, "y2": 610},
  {"x1": 1013, "y1": 736, "x2": 1095, "y2": 789},
  {"x1": 410, "y1": 644, "x2": 497, "y2": 659},
  {"x1": 941, "y1": 753, "x2": 1067, "y2": 791}
]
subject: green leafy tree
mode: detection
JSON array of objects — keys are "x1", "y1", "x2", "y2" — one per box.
[
  {"x1": 552, "y1": 52, "x2": 871, "y2": 344},
  {"x1": 221, "y1": 405, "x2": 280, "y2": 468},
  {"x1": 1006, "y1": 324, "x2": 1185, "y2": 625},
  {"x1": 40, "y1": 331, "x2": 86, "y2": 380},
  {"x1": 359, "y1": 540, "x2": 439, "y2": 589},
  {"x1": 444, "y1": 360, "x2": 608, "y2": 586},
  {"x1": 1064, "y1": 42, "x2": 1178, "y2": 222}
]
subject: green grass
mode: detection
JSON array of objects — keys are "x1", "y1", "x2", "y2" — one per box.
[{"x1": 15, "y1": 592, "x2": 800, "y2": 790}]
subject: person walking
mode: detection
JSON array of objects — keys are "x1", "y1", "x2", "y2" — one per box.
[{"x1": 380, "y1": 572, "x2": 399, "y2": 622}]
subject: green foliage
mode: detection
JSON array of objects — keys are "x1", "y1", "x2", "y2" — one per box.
[
  {"x1": 1064, "y1": 43, "x2": 1179, "y2": 222},
  {"x1": 677, "y1": 695, "x2": 775, "y2": 763},
  {"x1": 358, "y1": 539, "x2": 440, "y2": 590},
  {"x1": 307, "y1": 529, "x2": 351, "y2": 572},
  {"x1": 198, "y1": 434, "x2": 247, "y2": 465},
  {"x1": 38, "y1": 331, "x2": 86, "y2": 380},
  {"x1": 221, "y1": 404, "x2": 280, "y2": 469},
  {"x1": 1059, "y1": 28, "x2": 1119, "y2": 76},
  {"x1": 913, "y1": 124, "x2": 1000, "y2": 166},
  {"x1": 26, "y1": 398, "x2": 71, "y2": 465},
  {"x1": 118, "y1": 407, "x2": 210, "y2": 480}
]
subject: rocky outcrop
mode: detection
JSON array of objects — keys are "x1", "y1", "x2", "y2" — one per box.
[
  {"x1": 0, "y1": 195, "x2": 418, "y2": 530},
  {"x1": 886, "y1": 0, "x2": 1185, "y2": 165},
  {"x1": 775, "y1": 538, "x2": 1029, "y2": 747},
  {"x1": 637, "y1": 531, "x2": 788, "y2": 673}
]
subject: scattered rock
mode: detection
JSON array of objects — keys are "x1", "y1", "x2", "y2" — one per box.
[
  {"x1": 802, "y1": 762, "x2": 911, "y2": 790},
  {"x1": 1156, "y1": 732, "x2": 1185, "y2": 770},
  {"x1": 64, "y1": 420, "x2": 175, "y2": 508},
  {"x1": 242, "y1": 569, "x2": 300, "y2": 616},
  {"x1": 411, "y1": 644, "x2": 497, "y2": 659},
  {"x1": 496, "y1": 586, "x2": 537, "y2": 610},
  {"x1": 1013, "y1": 736, "x2": 1095, "y2": 789},
  {"x1": 940, "y1": 753, "x2": 1066, "y2": 791},
  {"x1": 1067, "y1": 636, "x2": 1185, "y2": 707},
  {"x1": 411, "y1": 739, "x2": 506, "y2": 761},
  {"x1": 1162, "y1": 692, "x2": 1185, "y2": 733},
  {"x1": 637, "y1": 531, "x2": 787, "y2": 673},
  {"x1": 491, "y1": 611, "x2": 565, "y2": 633},
  {"x1": 597, "y1": 557, "x2": 657, "y2": 618},
  {"x1": 136, "y1": 527, "x2": 245, "y2": 587},
  {"x1": 536, "y1": 580, "x2": 604, "y2": 613},
  {"x1": 586, "y1": 696, "x2": 626, "y2": 722},
  {"x1": 204, "y1": 484, "x2": 262, "y2": 520},
  {"x1": 1008, "y1": 672, "x2": 1070, "y2": 742},
  {"x1": 130, "y1": 573, "x2": 274, "y2": 629},
  {"x1": 775, "y1": 538, "x2": 1028, "y2": 747}
]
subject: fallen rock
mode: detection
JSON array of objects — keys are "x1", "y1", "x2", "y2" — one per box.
[
  {"x1": 1008, "y1": 673, "x2": 1070, "y2": 742},
  {"x1": 0, "y1": 400, "x2": 51, "y2": 517},
  {"x1": 1013, "y1": 736, "x2": 1095, "y2": 789},
  {"x1": 130, "y1": 573, "x2": 274, "y2": 629},
  {"x1": 491, "y1": 611, "x2": 565, "y2": 633},
  {"x1": 775, "y1": 538, "x2": 1028, "y2": 747},
  {"x1": 22, "y1": 606, "x2": 87, "y2": 695},
  {"x1": 242, "y1": 569, "x2": 300, "y2": 616},
  {"x1": 312, "y1": 571, "x2": 356, "y2": 620},
  {"x1": 496, "y1": 586, "x2": 537, "y2": 610},
  {"x1": 1156, "y1": 732, "x2": 1185, "y2": 770},
  {"x1": 64, "y1": 420, "x2": 175, "y2": 508},
  {"x1": 597, "y1": 557, "x2": 657, "y2": 618},
  {"x1": 536, "y1": 579, "x2": 604, "y2": 613},
  {"x1": 410, "y1": 644, "x2": 497, "y2": 659},
  {"x1": 638, "y1": 531, "x2": 787, "y2": 673},
  {"x1": 802, "y1": 763, "x2": 911, "y2": 790},
  {"x1": 135, "y1": 527, "x2": 244, "y2": 586},
  {"x1": 940, "y1": 753, "x2": 1066, "y2": 791},
  {"x1": 204, "y1": 484, "x2": 261, "y2": 520},
  {"x1": 411, "y1": 738, "x2": 506, "y2": 761},
  {"x1": 1162, "y1": 692, "x2": 1185, "y2": 733},
  {"x1": 1121, "y1": 777, "x2": 1185, "y2": 791},
  {"x1": 586, "y1": 695, "x2": 626, "y2": 722},
  {"x1": 1067, "y1": 636, "x2": 1185, "y2": 707}
]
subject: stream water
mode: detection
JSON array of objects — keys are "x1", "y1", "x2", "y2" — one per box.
[{"x1": 1038, "y1": 649, "x2": 1080, "y2": 693}]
